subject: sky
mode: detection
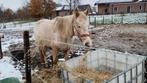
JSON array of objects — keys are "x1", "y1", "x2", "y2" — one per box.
[
  {"x1": 0, "y1": 0, "x2": 97, "y2": 11},
  {"x1": 0, "y1": 0, "x2": 29, "y2": 11}
]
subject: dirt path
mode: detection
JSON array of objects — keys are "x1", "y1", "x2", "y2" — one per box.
[{"x1": 91, "y1": 24, "x2": 147, "y2": 56}]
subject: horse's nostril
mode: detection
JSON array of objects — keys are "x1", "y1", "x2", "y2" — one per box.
[{"x1": 85, "y1": 42, "x2": 89, "y2": 47}]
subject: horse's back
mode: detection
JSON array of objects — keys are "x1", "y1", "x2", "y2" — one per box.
[{"x1": 34, "y1": 19, "x2": 55, "y2": 46}]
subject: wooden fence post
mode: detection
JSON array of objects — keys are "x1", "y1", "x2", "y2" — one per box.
[
  {"x1": 23, "y1": 31, "x2": 31, "y2": 83},
  {"x1": 0, "y1": 33, "x2": 4, "y2": 59}
]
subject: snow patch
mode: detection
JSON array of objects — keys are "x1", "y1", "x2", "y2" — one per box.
[{"x1": 0, "y1": 56, "x2": 22, "y2": 81}]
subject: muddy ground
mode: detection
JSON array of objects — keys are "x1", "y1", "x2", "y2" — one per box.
[
  {"x1": 31, "y1": 24, "x2": 147, "y2": 83},
  {"x1": 91, "y1": 24, "x2": 147, "y2": 56},
  {"x1": 1, "y1": 24, "x2": 147, "y2": 83}
]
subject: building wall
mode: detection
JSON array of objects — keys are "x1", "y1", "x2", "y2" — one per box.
[
  {"x1": 98, "y1": 4, "x2": 111, "y2": 15},
  {"x1": 57, "y1": 11, "x2": 69, "y2": 16},
  {"x1": 97, "y1": 2, "x2": 147, "y2": 15},
  {"x1": 145, "y1": 2, "x2": 147, "y2": 12}
]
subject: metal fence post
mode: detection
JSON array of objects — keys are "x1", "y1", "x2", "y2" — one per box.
[
  {"x1": 0, "y1": 34, "x2": 4, "y2": 59},
  {"x1": 94, "y1": 17, "x2": 96, "y2": 28},
  {"x1": 0, "y1": 38, "x2": 2, "y2": 59},
  {"x1": 144, "y1": 58, "x2": 147, "y2": 83},
  {"x1": 89, "y1": 15, "x2": 90, "y2": 26},
  {"x1": 112, "y1": 15, "x2": 113, "y2": 24},
  {"x1": 146, "y1": 13, "x2": 147, "y2": 24},
  {"x1": 23, "y1": 31, "x2": 32, "y2": 83},
  {"x1": 103, "y1": 15, "x2": 104, "y2": 24}
]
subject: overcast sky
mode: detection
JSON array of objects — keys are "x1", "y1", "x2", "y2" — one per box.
[
  {"x1": 0, "y1": 0, "x2": 97, "y2": 11},
  {"x1": 0, "y1": 0, "x2": 29, "y2": 11}
]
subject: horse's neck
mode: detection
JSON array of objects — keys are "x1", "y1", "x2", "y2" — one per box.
[{"x1": 58, "y1": 15, "x2": 74, "y2": 39}]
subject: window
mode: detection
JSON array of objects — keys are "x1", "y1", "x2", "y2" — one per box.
[
  {"x1": 113, "y1": 7, "x2": 117, "y2": 13},
  {"x1": 127, "y1": 6, "x2": 131, "y2": 13},
  {"x1": 105, "y1": 8, "x2": 108, "y2": 14},
  {"x1": 140, "y1": 6, "x2": 142, "y2": 10},
  {"x1": 105, "y1": 4, "x2": 109, "y2": 7}
]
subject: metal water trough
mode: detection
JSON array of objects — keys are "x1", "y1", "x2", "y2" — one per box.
[{"x1": 61, "y1": 48, "x2": 146, "y2": 83}]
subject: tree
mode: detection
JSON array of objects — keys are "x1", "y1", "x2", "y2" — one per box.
[
  {"x1": 65, "y1": 0, "x2": 80, "y2": 14},
  {"x1": 17, "y1": 9, "x2": 25, "y2": 19},
  {"x1": 42, "y1": 0, "x2": 56, "y2": 18},
  {"x1": 29, "y1": 0, "x2": 55, "y2": 18},
  {"x1": 29, "y1": 0, "x2": 44, "y2": 18},
  {"x1": 2, "y1": 8, "x2": 14, "y2": 21},
  {"x1": 16, "y1": 5, "x2": 30, "y2": 20}
]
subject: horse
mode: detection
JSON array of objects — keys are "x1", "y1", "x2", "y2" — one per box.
[{"x1": 33, "y1": 8, "x2": 92, "y2": 66}]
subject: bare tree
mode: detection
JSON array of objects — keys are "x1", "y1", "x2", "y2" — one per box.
[
  {"x1": 42, "y1": 0, "x2": 56, "y2": 18},
  {"x1": 65, "y1": 0, "x2": 80, "y2": 14},
  {"x1": 2, "y1": 8, "x2": 14, "y2": 21}
]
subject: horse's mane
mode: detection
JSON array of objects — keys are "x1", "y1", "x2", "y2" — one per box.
[{"x1": 54, "y1": 15, "x2": 74, "y2": 38}]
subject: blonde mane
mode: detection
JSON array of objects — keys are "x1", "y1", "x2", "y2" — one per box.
[{"x1": 54, "y1": 15, "x2": 75, "y2": 39}]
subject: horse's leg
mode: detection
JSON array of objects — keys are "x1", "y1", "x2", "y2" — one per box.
[
  {"x1": 51, "y1": 46, "x2": 58, "y2": 66},
  {"x1": 64, "y1": 49, "x2": 70, "y2": 60},
  {"x1": 39, "y1": 46, "x2": 47, "y2": 65}
]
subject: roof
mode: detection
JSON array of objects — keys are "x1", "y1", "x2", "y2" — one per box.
[
  {"x1": 56, "y1": 5, "x2": 71, "y2": 11},
  {"x1": 56, "y1": 4, "x2": 92, "y2": 12},
  {"x1": 95, "y1": 0, "x2": 133, "y2": 4},
  {"x1": 77, "y1": 4, "x2": 91, "y2": 11},
  {"x1": 77, "y1": 4, "x2": 92, "y2": 13}
]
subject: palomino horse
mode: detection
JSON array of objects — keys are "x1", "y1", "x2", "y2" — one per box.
[{"x1": 34, "y1": 8, "x2": 92, "y2": 66}]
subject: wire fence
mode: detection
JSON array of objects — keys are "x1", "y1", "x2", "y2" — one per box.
[
  {"x1": 89, "y1": 13, "x2": 147, "y2": 26},
  {"x1": 0, "y1": 30, "x2": 96, "y2": 83},
  {"x1": 0, "y1": 31, "x2": 146, "y2": 83},
  {"x1": 0, "y1": 22, "x2": 147, "y2": 83},
  {"x1": 60, "y1": 47, "x2": 146, "y2": 83}
]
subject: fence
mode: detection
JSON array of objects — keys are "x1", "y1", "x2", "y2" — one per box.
[
  {"x1": 89, "y1": 13, "x2": 147, "y2": 26},
  {"x1": 61, "y1": 48, "x2": 146, "y2": 83},
  {"x1": 0, "y1": 30, "x2": 147, "y2": 83},
  {"x1": 0, "y1": 21, "x2": 36, "y2": 31}
]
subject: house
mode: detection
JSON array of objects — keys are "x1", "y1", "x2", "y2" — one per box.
[
  {"x1": 94, "y1": 0, "x2": 147, "y2": 15},
  {"x1": 56, "y1": 5, "x2": 71, "y2": 16},
  {"x1": 56, "y1": 4, "x2": 93, "y2": 16},
  {"x1": 77, "y1": 4, "x2": 93, "y2": 14}
]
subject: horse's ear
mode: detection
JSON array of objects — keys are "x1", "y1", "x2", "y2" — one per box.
[
  {"x1": 84, "y1": 8, "x2": 89, "y2": 16},
  {"x1": 73, "y1": 8, "x2": 80, "y2": 18}
]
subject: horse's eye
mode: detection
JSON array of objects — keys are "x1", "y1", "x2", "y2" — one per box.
[{"x1": 78, "y1": 26, "x2": 80, "y2": 28}]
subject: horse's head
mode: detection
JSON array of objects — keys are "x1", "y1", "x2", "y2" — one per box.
[{"x1": 72, "y1": 8, "x2": 92, "y2": 47}]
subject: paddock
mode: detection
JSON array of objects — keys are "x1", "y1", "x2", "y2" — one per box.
[{"x1": 0, "y1": 24, "x2": 147, "y2": 83}]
